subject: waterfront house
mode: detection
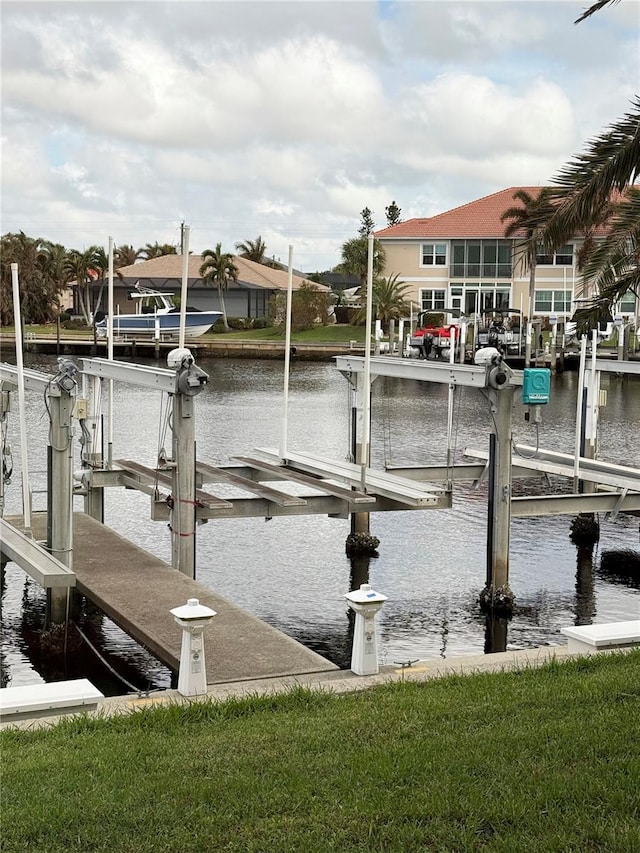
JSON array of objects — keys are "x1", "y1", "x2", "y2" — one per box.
[
  {"x1": 374, "y1": 187, "x2": 638, "y2": 327},
  {"x1": 72, "y1": 254, "x2": 328, "y2": 321}
]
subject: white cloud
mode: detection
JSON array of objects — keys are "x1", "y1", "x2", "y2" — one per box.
[{"x1": 1, "y1": 0, "x2": 637, "y2": 270}]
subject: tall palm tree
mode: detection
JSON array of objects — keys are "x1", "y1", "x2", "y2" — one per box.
[
  {"x1": 234, "y1": 236, "x2": 267, "y2": 264},
  {"x1": 352, "y1": 273, "x2": 411, "y2": 332},
  {"x1": 336, "y1": 236, "x2": 386, "y2": 289},
  {"x1": 64, "y1": 247, "x2": 101, "y2": 324},
  {"x1": 501, "y1": 188, "x2": 555, "y2": 363},
  {"x1": 142, "y1": 242, "x2": 177, "y2": 260},
  {"x1": 114, "y1": 244, "x2": 142, "y2": 268},
  {"x1": 199, "y1": 244, "x2": 238, "y2": 330}
]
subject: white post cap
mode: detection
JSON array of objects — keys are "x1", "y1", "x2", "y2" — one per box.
[{"x1": 170, "y1": 598, "x2": 217, "y2": 620}]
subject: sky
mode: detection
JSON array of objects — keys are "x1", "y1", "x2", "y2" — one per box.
[{"x1": 1, "y1": 0, "x2": 638, "y2": 272}]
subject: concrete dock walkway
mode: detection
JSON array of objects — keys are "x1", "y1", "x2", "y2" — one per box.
[{"x1": 14, "y1": 513, "x2": 337, "y2": 684}]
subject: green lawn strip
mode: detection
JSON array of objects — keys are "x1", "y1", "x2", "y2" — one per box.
[
  {"x1": 2, "y1": 655, "x2": 639, "y2": 852},
  {"x1": 1, "y1": 324, "x2": 367, "y2": 344}
]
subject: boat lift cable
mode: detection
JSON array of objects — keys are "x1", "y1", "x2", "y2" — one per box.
[
  {"x1": 71, "y1": 621, "x2": 145, "y2": 695},
  {"x1": 155, "y1": 392, "x2": 172, "y2": 492}
]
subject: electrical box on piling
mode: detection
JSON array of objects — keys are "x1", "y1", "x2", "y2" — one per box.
[{"x1": 522, "y1": 368, "x2": 551, "y2": 405}]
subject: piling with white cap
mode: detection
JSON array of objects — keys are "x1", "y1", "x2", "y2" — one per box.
[
  {"x1": 170, "y1": 598, "x2": 217, "y2": 696},
  {"x1": 344, "y1": 583, "x2": 387, "y2": 676}
]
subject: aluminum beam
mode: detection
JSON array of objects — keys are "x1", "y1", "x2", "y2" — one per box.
[
  {"x1": 196, "y1": 461, "x2": 307, "y2": 507},
  {"x1": 115, "y1": 459, "x2": 233, "y2": 509},
  {"x1": 151, "y1": 491, "x2": 451, "y2": 521},
  {"x1": 79, "y1": 358, "x2": 176, "y2": 393},
  {"x1": 255, "y1": 448, "x2": 445, "y2": 506},
  {"x1": 334, "y1": 355, "x2": 524, "y2": 387},
  {"x1": 512, "y1": 492, "x2": 640, "y2": 517},
  {"x1": 0, "y1": 518, "x2": 76, "y2": 588},
  {"x1": 0, "y1": 363, "x2": 56, "y2": 393},
  {"x1": 465, "y1": 447, "x2": 640, "y2": 492},
  {"x1": 386, "y1": 463, "x2": 546, "y2": 481},
  {"x1": 594, "y1": 359, "x2": 640, "y2": 376}
]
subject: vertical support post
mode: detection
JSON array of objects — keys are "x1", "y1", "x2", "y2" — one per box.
[
  {"x1": 171, "y1": 392, "x2": 196, "y2": 578},
  {"x1": 47, "y1": 383, "x2": 75, "y2": 623},
  {"x1": 480, "y1": 386, "x2": 514, "y2": 613},
  {"x1": 350, "y1": 372, "x2": 370, "y2": 536},
  {"x1": 83, "y1": 374, "x2": 104, "y2": 522}
]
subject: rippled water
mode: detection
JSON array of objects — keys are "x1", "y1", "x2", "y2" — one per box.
[{"x1": 1, "y1": 353, "x2": 639, "y2": 693}]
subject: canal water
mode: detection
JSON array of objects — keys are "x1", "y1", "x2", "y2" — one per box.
[{"x1": 1, "y1": 353, "x2": 639, "y2": 693}]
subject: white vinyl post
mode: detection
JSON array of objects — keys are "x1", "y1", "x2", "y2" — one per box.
[
  {"x1": 179, "y1": 225, "x2": 190, "y2": 350},
  {"x1": 446, "y1": 325, "x2": 456, "y2": 489},
  {"x1": 360, "y1": 235, "x2": 375, "y2": 489},
  {"x1": 10, "y1": 263, "x2": 31, "y2": 534},
  {"x1": 280, "y1": 245, "x2": 294, "y2": 459},
  {"x1": 573, "y1": 335, "x2": 588, "y2": 489},
  {"x1": 107, "y1": 236, "x2": 114, "y2": 467}
]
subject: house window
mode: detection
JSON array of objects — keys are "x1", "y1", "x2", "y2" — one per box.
[
  {"x1": 421, "y1": 243, "x2": 447, "y2": 266},
  {"x1": 534, "y1": 290, "x2": 572, "y2": 313},
  {"x1": 420, "y1": 289, "x2": 446, "y2": 311},
  {"x1": 536, "y1": 244, "x2": 573, "y2": 265},
  {"x1": 619, "y1": 291, "x2": 637, "y2": 313},
  {"x1": 451, "y1": 241, "x2": 512, "y2": 278}
]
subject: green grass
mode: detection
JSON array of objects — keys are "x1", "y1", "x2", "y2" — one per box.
[
  {"x1": 2, "y1": 652, "x2": 640, "y2": 852},
  {"x1": 1, "y1": 324, "x2": 367, "y2": 344}
]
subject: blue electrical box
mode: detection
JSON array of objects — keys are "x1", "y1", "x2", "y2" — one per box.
[{"x1": 522, "y1": 368, "x2": 551, "y2": 404}]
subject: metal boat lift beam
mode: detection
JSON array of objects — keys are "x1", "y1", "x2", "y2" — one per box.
[
  {"x1": 79, "y1": 358, "x2": 176, "y2": 393},
  {"x1": 0, "y1": 519, "x2": 76, "y2": 589},
  {"x1": 334, "y1": 355, "x2": 523, "y2": 387},
  {"x1": 253, "y1": 448, "x2": 446, "y2": 507},
  {"x1": 465, "y1": 446, "x2": 640, "y2": 492},
  {"x1": 0, "y1": 363, "x2": 56, "y2": 393}
]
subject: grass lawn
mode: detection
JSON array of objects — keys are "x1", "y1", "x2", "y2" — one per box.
[
  {"x1": 2, "y1": 652, "x2": 639, "y2": 852},
  {"x1": 1, "y1": 324, "x2": 367, "y2": 345}
]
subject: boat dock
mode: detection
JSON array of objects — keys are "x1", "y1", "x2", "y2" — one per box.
[{"x1": 5, "y1": 512, "x2": 337, "y2": 684}]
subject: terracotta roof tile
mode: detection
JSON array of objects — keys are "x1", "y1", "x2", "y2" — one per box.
[
  {"x1": 374, "y1": 185, "x2": 625, "y2": 240},
  {"x1": 374, "y1": 187, "x2": 548, "y2": 239},
  {"x1": 116, "y1": 254, "x2": 328, "y2": 290}
]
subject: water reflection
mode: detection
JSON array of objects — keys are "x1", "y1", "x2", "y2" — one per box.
[{"x1": 1, "y1": 354, "x2": 639, "y2": 690}]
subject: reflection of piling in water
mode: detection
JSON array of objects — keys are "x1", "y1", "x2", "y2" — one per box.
[
  {"x1": 484, "y1": 613, "x2": 508, "y2": 654},
  {"x1": 575, "y1": 545, "x2": 596, "y2": 625}
]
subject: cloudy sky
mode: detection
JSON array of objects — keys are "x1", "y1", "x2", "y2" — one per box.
[{"x1": 1, "y1": 0, "x2": 637, "y2": 271}]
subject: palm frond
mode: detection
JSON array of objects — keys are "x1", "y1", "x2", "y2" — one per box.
[
  {"x1": 575, "y1": 0, "x2": 621, "y2": 24},
  {"x1": 539, "y1": 97, "x2": 640, "y2": 249}
]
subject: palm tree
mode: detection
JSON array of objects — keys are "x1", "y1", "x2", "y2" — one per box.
[
  {"x1": 536, "y1": 97, "x2": 640, "y2": 327},
  {"x1": 501, "y1": 188, "x2": 555, "y2": 364},
  {"x1": 114, "y1": 244, "x2": 142, "y2": 268},
  {"x1": 352, "y1": 273, "x2": 411, "y2": 333},
  {"x1": 64, "y1": 247, "x2": 101, "y2": 324},
  {"x1": 336, "y1": 236, "x2": 386, "y2": 289},
  {"x1": 234, "y1": 236, "x2": 267, "y2": 264},
  {"x1": 199, "y1": 244, "x2": 238, "y2": 330},
  {"x1": 571, "y1": 188, "x2": 639, "y2": 332},
  {"x1": 142, "y1": 242, "x2": 177, "y2": 260}
]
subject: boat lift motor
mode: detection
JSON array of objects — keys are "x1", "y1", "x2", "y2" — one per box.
[
  {"x1": 474, "y1": 347, "x2": 513, "y2": 390},
  {"x1": 167, "y1": 348, "x2": 209, "y2": 397}
]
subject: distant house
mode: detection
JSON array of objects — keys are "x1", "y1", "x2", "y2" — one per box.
[
  {"x1": 375, "y1": 187, "x2": 638, "y2": 324},
  {"x1": 74, "y1": 254, "x2": 328, "y2": 320}
]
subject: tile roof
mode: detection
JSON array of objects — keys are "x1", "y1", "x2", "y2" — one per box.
[
  {"x1": 116, "y1": 254, "x2": 328, "y2": 291},
  {"x1": 374, "y1": 187, "x2": 548, "y2": 239}
]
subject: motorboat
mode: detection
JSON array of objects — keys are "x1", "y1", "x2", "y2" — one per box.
[{"x1": 95, "y1": 287, "x2": 222, "y2": 339}]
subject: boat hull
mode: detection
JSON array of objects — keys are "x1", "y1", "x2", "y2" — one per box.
[{"x1": 96, "y1": 311, "x2": 221, "y2": 339}]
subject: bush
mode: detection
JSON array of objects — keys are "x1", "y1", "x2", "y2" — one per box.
[
  {"x1": 62, "y1": 318, "x2": 87, "y2": 331},
  {"x1": 253, "y1": 317, "x2": 269, "y2": 329},
  {"x1": 58, "y1": 311, "x2": 71, "y2": 323}
]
